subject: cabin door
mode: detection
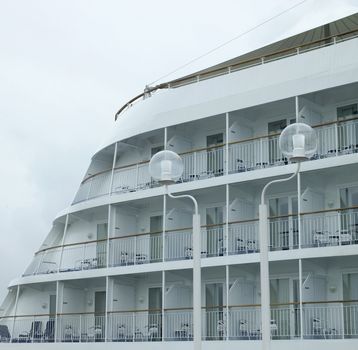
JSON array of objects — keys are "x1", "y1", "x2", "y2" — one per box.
[
  {"x1": 270, "y1": 278, "x2": 299, "y2": 338},
  {"x1": 96, "y1": 223, "x2": 107, "y2": 268},
  {"x1": 339, "y1": 185, "x2": 358, "y2": 243},
  {"x1": 206, "y1": 133, "x2": 224, "y2": 176},
  {"x1": 148, "y1": 287, "x2": 162, "y2": 340},
  {"x1": 150, "y1": 215, "x2": 163, "y2": 262},
  {"x1": 94, "y1": 291, "x2": 106, "y2": 341},
  {"x1": 205, "y1": 282, "x2": 224, "y2": 340},
  {"x1": 269, "y1": 196, "x2": 298, "y2": 250},
  {"x1": 206, "y1": 206, "x2": 224, "y2": 257},
  {"x1": 343, "y1": 272, "x2": 358, "y2": 336}
]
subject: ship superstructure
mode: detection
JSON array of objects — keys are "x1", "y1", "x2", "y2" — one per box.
[{"x1": 1, "y1": 13, "x2": 358, "y2": 350}]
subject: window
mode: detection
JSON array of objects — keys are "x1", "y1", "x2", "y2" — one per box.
[
  {"x1": 151, "y1": 145, "x2": 164, "y2": 157},
  {"x1": 337, "y1": 103, "x2": 358, "y2": 120}
]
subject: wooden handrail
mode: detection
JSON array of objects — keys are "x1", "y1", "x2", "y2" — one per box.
[{"x1": 3, "y1": 299, "x2": 358, "y2": 319}]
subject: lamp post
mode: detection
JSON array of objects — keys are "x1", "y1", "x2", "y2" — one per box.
[
  {"x1": 259, "y1": 122, "x2": 317, "y2": 350},
  {"x1": 149, "y1": 150, "x2": 202, "y2": 350}
]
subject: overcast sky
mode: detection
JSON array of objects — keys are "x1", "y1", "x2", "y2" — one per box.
[{"x1": 0, "y1": 0, "x2": 357, "y2": 302}]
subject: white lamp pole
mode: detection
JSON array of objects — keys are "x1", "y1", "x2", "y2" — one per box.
[
  {"x1": 166, "y1": 190, "x2": 201, "y2": 350},
  {"x1": 149, "y1": 150, "x2": 201, "y2": 350},
  {"x1": 259, "y1": 123, "x2": 317, "y2": 350}
]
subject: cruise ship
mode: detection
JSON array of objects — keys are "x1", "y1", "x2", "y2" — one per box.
[{"x1": 1, "y1": 12, "x2": 358, "y2": 350}]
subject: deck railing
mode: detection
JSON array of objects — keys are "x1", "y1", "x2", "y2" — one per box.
[
  {"x1": 107, "y1": 310, "x2": 162, "y2": 342},
  {"x1": 24, "y1": 207, "x2": 358, "y2": 277},
  {"x1": 2, "y1": 302, "x2": 358, "y2": 342},
  {"x1": 56, "y1": 313, "x2": 106, "y2": 342},
  {"x1": 73, "y1": 117, "x2": 358, "y2": 205}
]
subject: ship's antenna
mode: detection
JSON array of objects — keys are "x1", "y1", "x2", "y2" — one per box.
[{"x1": 149, "y1": 0, "x2": 309, "y2": 86}]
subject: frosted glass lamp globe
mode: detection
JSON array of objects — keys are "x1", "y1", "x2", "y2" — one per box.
[
  {"x1": 149, "y1": 150, "x2": 184, "y2": 184},
  {"x1": 279, "y1": 123, "x2": 317, "y2": 162}
]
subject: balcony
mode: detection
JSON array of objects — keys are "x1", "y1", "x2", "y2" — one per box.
[
  {"x1": 73, "y1": 117, "x2": 358, "y2": 205},
  {"x1": 23, "y1": 207, "x2": 358, "y2": 277},
  {"x1": 2, "y1": 302, "x2": 357, "y2": 343}
]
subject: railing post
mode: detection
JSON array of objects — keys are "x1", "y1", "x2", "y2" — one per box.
[
  {"x1": 260, "y1": 138, "x2": 263, "y2": 168},
  {"x1": 226, "y1": 265, "x2": 229, "y2": 340},
  {"x1": 58, "y1": 215, "x2": 69, "y2": 273},
  {"x1": 135, "y1": 164, "x2": 139, "y2": 190},
  {"x1": 193, "y1": 152, "x2": 197, "y2": 180},
  {"x1": 132, "y1": 313, "x2": 135, "y2": 342},
  {"x1": 108, "y1": 142, "x2": 118, "y2": 196},
  {"x1": 86, "y1": 177, "x2": 93, "y2": 200},
  {"x1": 134, "y1": 236, "x2": 137, "y2": 265},
  {"x1": 79, "y1": 314, "x2": 82, "y2": 342},
  {"x1": 225, "y1": 112, "x2": 229, "y2": 176}
]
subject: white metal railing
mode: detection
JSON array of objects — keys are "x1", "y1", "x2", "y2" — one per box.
[
  {"x1": 202, "y1": 225, "x2": 225, "y2": 257},
  {"x1": 24, "y1": 208, "x2": 358, "y2": 277},
  {"x1": 165, "y1": 229, "x2": 192, "y2": 261},
  {"x1": 181, "y1": 147, "x2": 225, "y2": 182},
  {"x1": 8, "y1": 315, "x2": 55, "y2": 343},
  {"x1": 228, "y1": 221, "x2": 259, "y2": 255},
  {"x1": 164, "y1": 310, "x2": 193, "y2": 341},
  {"x1": 302, "y1": 304, "x2": 344, "y2": 339},
  {"x1": 109, "y1": 233, "x2": 162, "y2": 267},
  {"x1": 228, "y1": 307, "x2": 261, "y2": 340},
  {"x1": 301, "y1": 209, "x2": 358, "y2": 248},
  {"x1": 57, "y1": 314, "x2": 105, "y2": 342},
  {"x1": 107, "y1": 311, "x2": 162, "y2": 342},
  {"x1": 270, "y1": 216, "x2": 299, "y2": 251},
  {"x1": 72, "y1": 119, "x2": 358, "y2": 205},
  {"x1": 3, "y1": 303, "x2": 358, "y2": 343},
  {"x1": 59, "y1": 241, "x2": 107, "y2": 273}
]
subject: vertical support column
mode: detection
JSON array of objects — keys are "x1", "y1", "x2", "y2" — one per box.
[
  {"x1": 162, "y1": 270, "x2": 165, "y2": 341},
  {"x1": 109, "y1": 142, "x2": 118, "y2": 196},
  {"x1": 299, "y1": 259, "x2": 303, "y2": 339},
  {"x1": 106, "y1": 204, "x2": 112, "y2": 268},
  {"x1": 162, "y1": 195, "x2": 167, "y2": 262},
  {"x1": 56, "y1": 281, "x2": 64, "y2": 342},
  {"x1": 226, "y1": 265, "x2": 229, "y2": 340},
  {"x1": 295, "y1": 96, "x2": 299, "y2": 123},
  {"x1": 225, "y1": 112, "x2": 229, "y2": 176},
  {"x1": 296, "y1": 96, "x2": 304, "y2": 339},
  {"x1": 259, "y1": 204, "x2": 270, "y2": 350},
  {"x1": 192, "y1": 213, "x2": 202, "y2": 350},
  {"x1": 164, "y1": 127, "x2": 168, "y2": 150},
  {"x1": 105, "y1": 276, "x2": 110, "y2": 342},
  {"x1": 226, "y1": 184, "x2": 229, "y2": 256},
  {"x1": 107, "y1": 277, "x2": 115, "y2": 342},
  {"x1": 58, "y1": 214, "x2": 69, "y2": 273},
  {"x1": 10, "y1": 285, "x2": 20, "y2": 343},
  {"x1": 55, "y1": 281, "x2": 59, "y2": 342}
]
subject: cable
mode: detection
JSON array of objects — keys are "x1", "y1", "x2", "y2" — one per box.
[{"x1": 149, "y1": 0, "x2": 309, "y2": 85}]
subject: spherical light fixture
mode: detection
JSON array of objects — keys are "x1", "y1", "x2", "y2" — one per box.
[
  {"x1": 279, "y1": 122, "x2": 317, "y2": 162},
  {"x1": 149, "y1": 150, "x2": 184, "y2": 184}
]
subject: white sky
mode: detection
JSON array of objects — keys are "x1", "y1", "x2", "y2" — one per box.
[{"x1": 0, "y1": 0, "x2": 357, "y2": 302}]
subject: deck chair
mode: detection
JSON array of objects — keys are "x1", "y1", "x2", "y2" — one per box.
[
  {"x1": 43, "y1": 319, "x2": 55, "y2": 342},
  {"x1": 0, "y1": 325, "x2": 10, "y2": 342}
]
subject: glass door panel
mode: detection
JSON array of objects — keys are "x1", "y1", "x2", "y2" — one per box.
[
  {"x1": 206, "y1": 207, "x2": 224, "y2": 256},
  {"x1": 148, "y1": 287, "x2": 162, "y2": 340},
  {"x1": 96, "y1": 223, "x2": 107, "y2": 268},
  {"x1": 150, "y1": 215, "x2": 163, "y2": 262},
  {"x1": 206, "y1": 283, "x2": 224, "y2": 340},
  {"x1": 206, "y1": 133, "x2": 224, "y2": 176}
]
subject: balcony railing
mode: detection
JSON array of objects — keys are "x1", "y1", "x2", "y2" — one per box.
[
  {"x1": 57, "y1": 313, "x2": 106, "y2": 342},
  {"x1": 73, "y1": 117, "x2": 358, "y2": 205},
  {"x1": 2, "y1": 302, "x2": 357, "y2": 343},
  {"x1": 24, "y1": 207, "x2": 358, "y2": 277}
]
